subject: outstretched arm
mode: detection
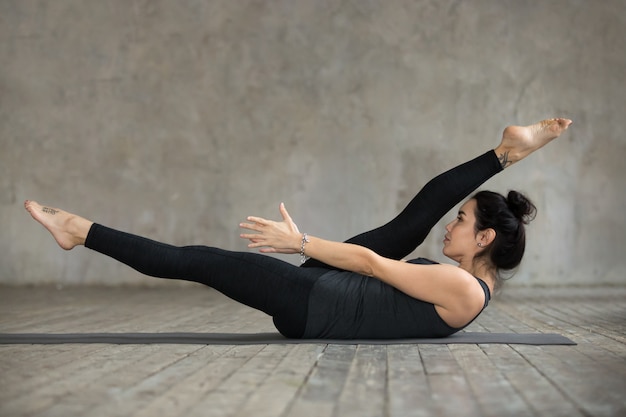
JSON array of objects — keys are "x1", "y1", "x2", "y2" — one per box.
[{"x1": 239, "y1": 204, "x2": 484, "y2": 326}]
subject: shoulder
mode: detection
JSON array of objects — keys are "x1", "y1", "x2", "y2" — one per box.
[
  {"x1": 370, "y1": 257, "x2": 485, "y2": 325},
  {"x1": 373, "y1": 256, "x2": 468, "y2": 281}
]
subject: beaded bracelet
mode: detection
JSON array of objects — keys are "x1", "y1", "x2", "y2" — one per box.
[{"x1": 300, "y1": 233, "x2": 310, "y2": 264}]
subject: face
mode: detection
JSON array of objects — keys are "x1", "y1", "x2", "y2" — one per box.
[{"x1": 442, "y1": 199, "x2": 481, "y2": 264}]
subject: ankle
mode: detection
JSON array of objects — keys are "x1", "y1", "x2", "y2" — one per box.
[
  {"x1": 493, "y1": 145, "x2": 519, "y2": 169},
  {"x1": 69, "y1": 216, "x2": 92, "y2": 246}
]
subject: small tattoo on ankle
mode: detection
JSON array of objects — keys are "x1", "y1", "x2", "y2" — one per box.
[
  {"x1": 498, "y1": 151, "x2": 512, "y2": 169},
  {"x1": 42, "y1": 207, "x2": 59, "y2": 215}
]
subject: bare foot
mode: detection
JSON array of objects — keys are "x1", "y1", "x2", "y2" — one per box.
[
  {"x1": 24, "y1": 200, "x2": 93, "y2": 250},
  {"x1": 494, "y1": 118, "x2": 573, "y2": 168}
]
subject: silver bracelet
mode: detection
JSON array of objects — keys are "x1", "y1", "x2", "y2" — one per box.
[{"x1": 300, "y1": 233, "x2": 310, "y2": 264}]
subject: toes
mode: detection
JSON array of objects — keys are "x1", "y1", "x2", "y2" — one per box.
[{"x1": 555, "y1": 118, "x2": 572, "y2": 129}]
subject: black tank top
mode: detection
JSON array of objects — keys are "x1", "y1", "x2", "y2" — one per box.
[{"x1": 302, "y1": 257, "x2": 491, "y2": 339}]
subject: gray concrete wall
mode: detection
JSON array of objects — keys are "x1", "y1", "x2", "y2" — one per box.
[{"x1": 2, "y1": 0, "x2": 625, "y2": 286}]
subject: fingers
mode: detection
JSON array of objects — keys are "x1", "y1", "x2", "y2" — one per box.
[
  {"x1": 239, "y1": 214, "x2": 272, "y2": 248},
  {"x1": 242, "y1": 203, "x2": 294, "y2": 228},
  {"x1": 239, "y1": 232, "x2": 258, "y2": 240},
  {"x1": 239, "y1": 222, "x2": 258, "y2": 232},
  {"x1": 279, "y1": 202, "x2": 291, "y2": 222},
  {"x1": 244, "y1": 216, "x2": 268, "y2": 226},
  {"x1": 279, "y1": 202, "x2": 300, "y2": 233},
  {"x1": 239, "y1": 234, "x2": 291, "y2": 253},
  {"x1": 239, "y1": 217, "x2": 270, "y2": 232},
  {"x1": 239, "y1": 204, "x2": 299, "y2": 254}
]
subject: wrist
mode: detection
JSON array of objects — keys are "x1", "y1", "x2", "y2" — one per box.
[{"x1": 299, "y1": 233, "x2": 310, "y2": 263}]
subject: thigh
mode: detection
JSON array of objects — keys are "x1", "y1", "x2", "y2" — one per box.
[
  {"x1": 186, "y1": 248, "x2": 324, "y2": 338},
  {"x1": 86, "y1": 224, "x2": 323, "y2": 337}
]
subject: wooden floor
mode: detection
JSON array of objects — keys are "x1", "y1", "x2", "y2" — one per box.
[{"x1": 0, "y1": 285, "x2": 624, "y2": 417}]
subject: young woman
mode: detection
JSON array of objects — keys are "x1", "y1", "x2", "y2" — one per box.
[{"x1": 24, "y1": 118, "x2": 572, "y2": 339}]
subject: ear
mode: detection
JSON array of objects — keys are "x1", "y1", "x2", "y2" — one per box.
[{"x1": 477, "y1": 228, "x2": 496, "y2": 247}]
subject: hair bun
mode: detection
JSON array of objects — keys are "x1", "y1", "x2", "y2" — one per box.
[{"x1": 506, "y1": 191, "x2": 537, "y2": 224}]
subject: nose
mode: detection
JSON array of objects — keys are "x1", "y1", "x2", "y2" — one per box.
[{"x1": 445, "y1": 221, "x2": 453, "y2": 232}]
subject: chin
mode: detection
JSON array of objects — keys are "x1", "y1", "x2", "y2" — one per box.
[{"x1": 441, "y1": 248, "x2": 456, "y2": 262}]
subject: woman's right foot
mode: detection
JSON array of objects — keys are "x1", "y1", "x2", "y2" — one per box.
[
  {"x1": 494, "y1": 118, "x2": 572, "y2": 168},
  {"x1": 24, "y1": 200, "x2": 93, "y2": 250}
]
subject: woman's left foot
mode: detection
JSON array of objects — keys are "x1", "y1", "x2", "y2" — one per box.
[{"x1": 24, "y1": 200, "x2": 92, "y2": 250}]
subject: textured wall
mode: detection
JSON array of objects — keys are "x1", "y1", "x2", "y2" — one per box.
[{"x1": 2, "y1": 0, "x2": 625, "y2": 286}]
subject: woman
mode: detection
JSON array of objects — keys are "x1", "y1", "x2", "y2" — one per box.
[{"x1": 24, "y1": 118, "x2": 572, "y2": 339}]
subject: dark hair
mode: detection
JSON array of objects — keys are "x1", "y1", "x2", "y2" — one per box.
[{"x1": 472, "y1": 190, "x2": 537, "y2": 281}]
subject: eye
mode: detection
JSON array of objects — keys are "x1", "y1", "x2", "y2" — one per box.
[{"x1": 456, "y1": 215, "x2": 462, "y2": 221}]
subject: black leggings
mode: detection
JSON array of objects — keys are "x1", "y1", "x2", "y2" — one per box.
[{"x1": 85, "y1": 150, "x2": 502, "y2": 337}]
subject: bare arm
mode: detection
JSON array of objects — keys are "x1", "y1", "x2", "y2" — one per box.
[
  {"x1": 239, "y1": 204, "x2": 485, "y2": 325},
  {"x1": 301, "y1": 236, "x2": 483, "y2": 323}
]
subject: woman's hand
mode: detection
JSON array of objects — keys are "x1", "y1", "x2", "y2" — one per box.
[{"x1": 239, "y1": 203, "x2": 302, "y2": 254}]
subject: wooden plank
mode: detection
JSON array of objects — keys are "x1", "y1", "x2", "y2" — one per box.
[
  {"x1": 513, "y1": 344, "x2": 626, "y2": 417},
  {"x1": 86, "y1": 345, "x2": 236, "y2": 417},
  {"x1": 386, "y1": 345, "x2": 432, "y2": 417},
  {"x1": 2, "y1": 344, "x2": 144, "y2": 416},
  {"x1": 427, "y1": 373, "x2": 482, "y2": 416},
  {"x1": 130, "y1": 345, "x2": 262, "y2": 417},
  {"x1": 335, "y1": 345, "x2": 387, "y2": 417},
  {"x1": 449, "y1": 344, "x2": 532, "y2": 417},
  {"x1": 0, "y1": 305, "x2": 101, "y2": 332},
  {"x1": 0, "y1": 344, "x2": 129, "y2": 402},
  {"x1": 31, "y1": 344, "x2": 264, "y2": 417},
  {"x1": 479, "y1": 344, "x2": 584, "y2": 417},
  {"x1": 468, "y1": 306, "x2": 515, "y2": 333},
  {"x1": 418, "y1": 344, "x2": 459, "y2": 375},
  {"x1": 418, "y1": 345, "x2": 483, "y2": 416},
  {"x1": 481, "y1": 297, "x2": 626, "y2": 416},
  {"x1": 0, "y1": 344, "x2": 106, "y2": 375},
  {"x1": 285, "y1": 344, "x2": 356, "y2": 417},
  {"x1": 497, "y1": 302, "x2": 626, "y2": 370},
  {"x1": 179, "y1": 344, "x2": 292, "y2": 417},
  {"x1": 235, "y1": 344, "x2": 325, "y2": 417},
  {"x1": 541, "y1": 302, "x2": 625, "y2": 343},
  {"x1": 44, "y1": 345, "x2": 209, "y2": 417}
]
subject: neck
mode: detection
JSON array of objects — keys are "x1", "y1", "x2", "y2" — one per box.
[{"x1": 459, "y1": 259, "x2": 496, "y2": 293}]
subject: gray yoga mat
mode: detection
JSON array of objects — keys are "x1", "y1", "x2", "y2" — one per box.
[{"x1": 0, "y1": 332, "x2": 576, "y2": 345}]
